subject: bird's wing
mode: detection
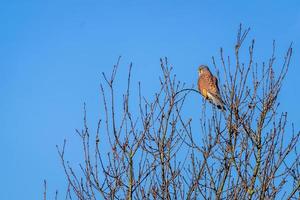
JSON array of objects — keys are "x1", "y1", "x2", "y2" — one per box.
[
  {"x1": 207, "y1": 91, "x2": 226, "y2": 111},
  {"x1": 212, "y1": 76, "x2": 220, "y2": 93}
]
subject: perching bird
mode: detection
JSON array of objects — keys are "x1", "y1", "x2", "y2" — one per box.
[{"x1": 197, "y1": 65, "x2": 226, "y2": 111}]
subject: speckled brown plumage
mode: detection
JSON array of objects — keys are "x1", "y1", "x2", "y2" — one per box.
[{"x1": 197, "y1": 65, "x2": 225, "y2": 110}]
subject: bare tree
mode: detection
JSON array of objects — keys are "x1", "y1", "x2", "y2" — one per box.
[{"x1": 46, "y1": 25, "x2": 300, "y2": 200}]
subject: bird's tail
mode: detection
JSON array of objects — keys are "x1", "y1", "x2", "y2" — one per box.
[{"x1": 207, "y1": 92, "x2": 226, "y2": 111}]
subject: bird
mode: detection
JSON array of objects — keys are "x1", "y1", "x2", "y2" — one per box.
[{"x1": 197, "y1": 65, "x2": 226, "y2": 111}]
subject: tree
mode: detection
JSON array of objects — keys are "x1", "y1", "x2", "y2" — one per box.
[{"x1": 46, "y1": 25, "x2": 300, "y2": 200}]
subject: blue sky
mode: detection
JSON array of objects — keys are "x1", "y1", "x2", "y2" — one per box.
[{"x1": 1, "y1": 1, "x2": 300, "y2": 199}]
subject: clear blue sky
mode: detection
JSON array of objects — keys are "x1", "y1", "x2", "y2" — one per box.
[{"x1": 1, "y1": 1, "x2": 300, "y2": 199}]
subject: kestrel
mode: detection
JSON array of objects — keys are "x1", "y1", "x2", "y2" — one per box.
[{"x1": 197, "y1": 65, "x2": 226, "y2": 111}]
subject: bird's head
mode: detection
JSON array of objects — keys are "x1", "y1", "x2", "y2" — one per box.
[{"x1": 198, "y1": 65, "x2": 210, "y2": 76}]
